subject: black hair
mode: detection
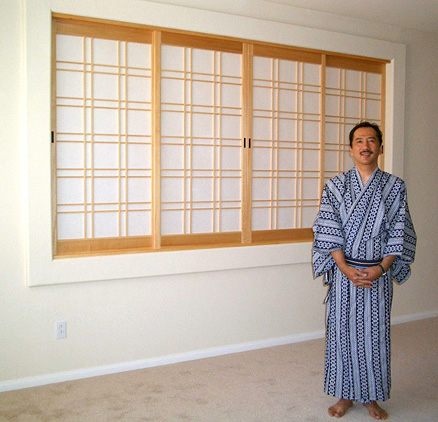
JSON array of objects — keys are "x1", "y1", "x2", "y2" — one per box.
[{"x1": 349, "y1": 121, "x2": 383, "y2": 147}]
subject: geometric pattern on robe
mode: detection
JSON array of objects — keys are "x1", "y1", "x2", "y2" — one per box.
[{"x1": 312, "y1": 167, "x2": 416, "y2": 403}]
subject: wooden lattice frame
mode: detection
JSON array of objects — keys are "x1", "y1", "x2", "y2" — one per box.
[{"x1": 52, "y1": 14, "x2": 387, "y2": 257}]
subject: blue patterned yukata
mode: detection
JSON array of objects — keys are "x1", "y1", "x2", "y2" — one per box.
[{"x1": 312, "y1": 166, "x2": 416, "y2": 404}]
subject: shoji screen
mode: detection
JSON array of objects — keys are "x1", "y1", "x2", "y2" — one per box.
[
  {"x1": 52, "y1": 16, "x2": 387, "y2": 257},
  {"x1": 54, "y1": 22, "x2": 153, "y2": 255},
  {"x1": 251, "y1": 48, "x2": 322, "y2": 243},
  {"x1": 160, "y1": 40, "x2": 243, "y2": 247},
  {"x1": 324, "y1": 58, "x2": 385, "y2": 182}
]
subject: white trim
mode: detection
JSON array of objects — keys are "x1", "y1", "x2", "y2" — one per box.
[
  {"x1": 29, "y1": 242, "x2": 312, "y2": 286},
  {"x1": 391, "y1": 310, "x2": 438, "y2": 325},
  {"x1": 24, "y1": 0, "x2": 406, "y2": 286},
  {"x1": 1, "y1": 311, "x2": 436, "y2": 393}
]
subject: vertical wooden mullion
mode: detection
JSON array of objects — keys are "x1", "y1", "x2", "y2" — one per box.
[
  {"x1": 89, "y1": 38, "x2": 96, "y2": 239},
  {"x1": 364, "y1": 72, "x2": 368, "y2": 119},
  {"x1": 296, "y1": 62, "x2": 305, "y2": 228},
  {"x1": 118, "y1": 41, "x2": 124, "y2": 237},
  {"x1": 124, "y1": 41, "x2": 131, "y2": 238},
  {"x1": 123, "y1": 41, "x2": 129, "y2": 238},
  {"x1": 360, "y1": 71, "x2": 365, "y2": 120},
  {"x1": 151, "y1": 31, "x2": 161, "y2": 249},
  {"x1": 335, "y1": 68, "x2": 341, "y2": 174},
  {"x1": 218, "y1": 53, "x2": 223, "y2": 233},
  {"x1": 319, "y1": 55, "x2": 326, "y2": 195},
  {"x1": 117, "y1": 41, "x2": 121, "y2": 237},
  {"x1": 340, "y1": 69, "x2": 346, "y2": 173},
  {"x1": 212, "y1": 51, "x2": 217, "y2": 233},
  {"x1": 211, "y1": 52, "x2": 215, "y2": 233},
  {"x1": 293, "y1": 61, "x2": 299, "y2": 228},
  {"x1": 188, "y1": 48, "x2": 193, "y2": 235},
  {"x1": 241, "y1": 43, "x2": 253, "y2": 244},
  {"x1": 183, "y1": 48, "x2": 187, "y2": 235},
  {"x1": 379, "y1": 66, "x2": 386, "y2": 170},
  {"x1": 216, "y1": 52, "x2": 221, "y2": 233},
  {"x1": 270, "y1": 59, "x2": 275, "y2": 231},
  {"x1": 82, "y1": 37, "x2": 88, "y2": 240},
  {"x1": 340, "y1": 69, "x2": 344, "y2": 173},
  {"x1": 274, "y1": 59, "x2": 280, "y2": 230},
  {"x1": 51, "y1": 21, "x2": 58, "y2": 256}
]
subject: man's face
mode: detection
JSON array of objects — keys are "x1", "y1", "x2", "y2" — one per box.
[{"x1": 349, "y1": 126, "x2": 382, "y2": 167}]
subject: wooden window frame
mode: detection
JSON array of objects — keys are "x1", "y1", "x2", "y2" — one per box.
[{"x1": 52, "y1": 14, "x2": 388, "y2": 258}]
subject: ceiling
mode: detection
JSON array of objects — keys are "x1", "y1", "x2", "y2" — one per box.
[{"x1": 267, "y1": 0, "x2": 438, "y2": 34}]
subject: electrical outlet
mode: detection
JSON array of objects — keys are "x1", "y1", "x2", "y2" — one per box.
[{"x1": 56, "y1": 321, "x2": 67, "y2": 339}]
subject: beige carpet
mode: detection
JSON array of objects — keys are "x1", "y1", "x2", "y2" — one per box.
[{"x1": 1, "y1": 318, "x2": 437, "y2": 421}]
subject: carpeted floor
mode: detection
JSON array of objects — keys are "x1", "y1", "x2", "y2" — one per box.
[{"x1": 1, "y1": 318, "x2": 437, "y2": 421}]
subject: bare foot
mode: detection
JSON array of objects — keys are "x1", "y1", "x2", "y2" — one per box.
[
  {"x1": 363, "y1": 401, "x2": 388, "y2": 420},
  {"x1": 328, "y1": 399, "x2": 353, "y2": 417}
]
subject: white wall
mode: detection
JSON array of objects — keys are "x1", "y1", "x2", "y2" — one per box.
[
  {"x1": 391, "y1": 28, "x2": 438, "y2": 317},
  {"x1": 1, "y1": 0, "x2": 437, "y2": 389}
]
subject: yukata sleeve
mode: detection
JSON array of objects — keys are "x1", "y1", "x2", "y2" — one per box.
[
  {"x1": 312, "y1": 183, "x2": 344, "y2": 282},
  {"x1": 383, "y1": 183, "x2": 417, "y2": 284}
]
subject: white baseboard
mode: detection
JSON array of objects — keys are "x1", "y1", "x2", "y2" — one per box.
[
  {"x1": 391, "y1": 310, "x2": 438, "y2": 325},
  {"x1": 1, "y1": 311, "x2": 437, "y2": 393},
  {"x1": 0, "y1": 330, "x2": 324, "y2": 393}
]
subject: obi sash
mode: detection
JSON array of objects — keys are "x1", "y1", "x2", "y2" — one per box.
[{"x1": 324, "y1": 256, "x2": 382, "y2": 304}]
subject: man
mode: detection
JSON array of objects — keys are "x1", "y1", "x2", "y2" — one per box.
[{"x1": 312, "y1": 122, "x2": 416, "y2": 419}]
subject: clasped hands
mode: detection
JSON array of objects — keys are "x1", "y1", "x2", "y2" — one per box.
[
  {"x1": 339, "y1": 265, "x2": 382, "y2": 288},
  {"x1": 330, "y1": 250, "x2": 394, "y2": 289}
]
